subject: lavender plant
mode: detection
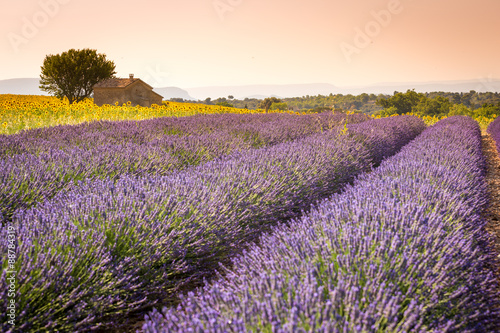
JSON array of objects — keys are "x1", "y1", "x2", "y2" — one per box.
[
  {"x1": 0, "y1": 116, "x2": 424, "y2": 332},
  {"x1": 487, "y1": 115, "x2": 500, "y2": 153},
  {"x1": 0, "y1": 112, "x2": 369, "y2": 222},
  {"x1": 142, "y1": 116, "x2": 500, "y2": 332},
  {"x1": 0, "y1": 112, "x2": 366, "y2": 156}
]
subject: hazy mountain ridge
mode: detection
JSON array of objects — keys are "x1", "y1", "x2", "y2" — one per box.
[
  {"x1": 0, "y1": 78, "x2": 50, "y2": 96},
  {"x1": 152, "y1": 87, "x2": 195, "y2": 100},
  {"x1": 1, "y1": 78, "x2": 499, "y2": 100},
  {"x1": 0, "y1": 78, "x2": 196, "y2": 100}
]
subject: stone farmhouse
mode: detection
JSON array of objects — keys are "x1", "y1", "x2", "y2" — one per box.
[{"x1": 93, "y1": 74, "x2": 163, "y2": 107}]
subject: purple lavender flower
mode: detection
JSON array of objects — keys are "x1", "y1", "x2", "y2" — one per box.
[
  {"x1": 0, "y1": 114, "x2": 425, "y2": 332},
  {"x1": 0, "y1": 112, "x2": 369, "y2": 222},
  {"x1": 142, "y1": 116, "x2": 500, "y2": 333}
]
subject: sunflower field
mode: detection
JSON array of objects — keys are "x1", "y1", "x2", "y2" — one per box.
[
  {"x1": 0, "y1": 95, "x2": 296, "y2": 135},
  {"x1": 1, "y1": 94, "x2": 497, "y2": 136}
]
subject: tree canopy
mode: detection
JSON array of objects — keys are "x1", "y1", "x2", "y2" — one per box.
[
  {"x1": 259, "y1": 97, "x2": 282, "y2": 112},
  {"x1": 40, "y1": 48, "x2": 116, "y2": 104},
  {"x1": 270, "y1": 102, "x2": 288, "y2": 111},
  {"x1": 376, "y1": 90, "x2": 424, "y2": 115}
]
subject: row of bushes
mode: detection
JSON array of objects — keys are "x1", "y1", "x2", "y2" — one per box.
[
  {"x1": 0, "y1": 116, "x2": 425, "y2": 331},
  {"x1": 143, "y1": 116, "x2": 500, "y2": 332},
  {"x1": 0, "y1": 112, "x2": 370, "y2": 222}
]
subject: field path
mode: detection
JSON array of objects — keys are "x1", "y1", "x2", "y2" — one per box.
[{"x1": 481, "y1": 134, "x2": 500, "y2": 283}]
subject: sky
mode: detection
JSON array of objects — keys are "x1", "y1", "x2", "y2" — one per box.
[{"x1": 1, "y1": 0, "x2": 499, "y2": 89}]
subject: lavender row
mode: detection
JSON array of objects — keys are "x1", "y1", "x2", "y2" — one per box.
[
  {"x1": 0, "y1": 112, "x2": 362, "y2": 156},
  {"x1": 0, "y1": 113, "x2": 369, "y2": 222},
  {"x1": 143, "y1": 116, "x2": 500, "y2": 332},
  {"x1": 0, "y1": 132, "x2": 250, "y2": 222},
  {"x1": 0, "y1": 112, "x2": 290, "y2": 154},
  {"x1": 0, "y1": 116, "x2": 425, "y2": 332},
  {"x1": 487, "y1": 115, "x2": 500, "y2": 153}
]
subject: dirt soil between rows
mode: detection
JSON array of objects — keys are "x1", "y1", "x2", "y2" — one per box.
[{"x1": 481, "y1": 134, "x2": 500, "y2": 284}]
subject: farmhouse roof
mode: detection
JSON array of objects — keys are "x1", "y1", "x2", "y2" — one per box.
[{"x1": 93, "y1": 77, "x2": 154, "y2": 90}]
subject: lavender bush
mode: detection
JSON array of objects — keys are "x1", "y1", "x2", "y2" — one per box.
[
  {"x1": 487, "y1": 115, "x2": 500, "y2": 153},
  {"x1": 0, "y1": 116, "x2": 424, "y2": 332},
  {"x1": 0, "y1": 112, "x2": 369, "y2": 222},
  {"x1": 143, "y1": 116, "x2": 500, "y2": 332},
  {"x1": 0, "y1": 112, "x2": 362, "y2": 156}
]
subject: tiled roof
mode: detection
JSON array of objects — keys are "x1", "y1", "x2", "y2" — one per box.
[{"x1": 94, "y1": 78, "x2": 140, "y2": 88}]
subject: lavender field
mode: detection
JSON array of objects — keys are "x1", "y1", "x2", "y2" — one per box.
[
  {"x1": 0, "y1": 112, "x2": 369, "y2": 222},
  {"x1": 1, "y1": 114, "x2": 500, "y2": 332}
]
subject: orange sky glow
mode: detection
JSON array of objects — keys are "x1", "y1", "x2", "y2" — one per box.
[{"x1": 1, "y1": 0, "x2": 499, "y2": 89}]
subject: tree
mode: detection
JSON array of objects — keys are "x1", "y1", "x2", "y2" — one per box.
[
  {"x1": 270, "y1": 102, "x2": 288, "y2": 111},
  {"x1": 413, "y1": 96, "x2": 452, "y2": 116},
  {"x1": 259, "y1": 97, "x2": 281, "y2": 112},
  {"x1": 376, "y1": 90, "x2": 425, "y2": 115},
  {"x1": 360, "y1": 93, "x2": 369, "y2": 103},
  {"x1": 216, "y1": 101, "x2": 234, "y2": 107},
  {"x1": 379, "y1": 106, "x2": 398, "y2": 117},
  {"x1": 474, "y1": 103, "x2": 500, "y2": 118},
  {"x1": 447, "y1": 104, "x2": 471, "y2": 116},
  {"x1": 40, "y1": 48, "x2": 116, "y2": 104}
]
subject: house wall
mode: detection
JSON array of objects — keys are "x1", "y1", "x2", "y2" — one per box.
[
  {"x1": 127, "y1": 83, "x2": 152, "y2": 107},
  {"x1": 93, "y1": 88, "x2": 129, "y2": 106},
  {"x1": 149, "y1": 91, "x2": 163, "y2": 106},
  {"x1": 93, "y1": 81, "x2": 163, "y2": 107}
]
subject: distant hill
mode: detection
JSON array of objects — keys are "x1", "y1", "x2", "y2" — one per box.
[
  {"x1": 0, "y1": 78, "x2": 49, "y2": 96},
  {"x1": 1, "y1": 78, "x2": 499, "y2": 100},
  {"x1": 342, "y1": 79, "x2": 500, "y2": 96},
  {"x1": 245, "y1": 94, "x2": 283, "y2": 100},
  {"x1": 0, "y1": 78, "x2": 195, "y2": 100},
  {"x1": 183, "y1": 80, "x2": 500, "y2": 100},
  {"x1": 184, "y1": 83, "x2": 338, "y2": 100},
  {"x1": 152, "y1": 87, "x2": 195, "y2": 100}
]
